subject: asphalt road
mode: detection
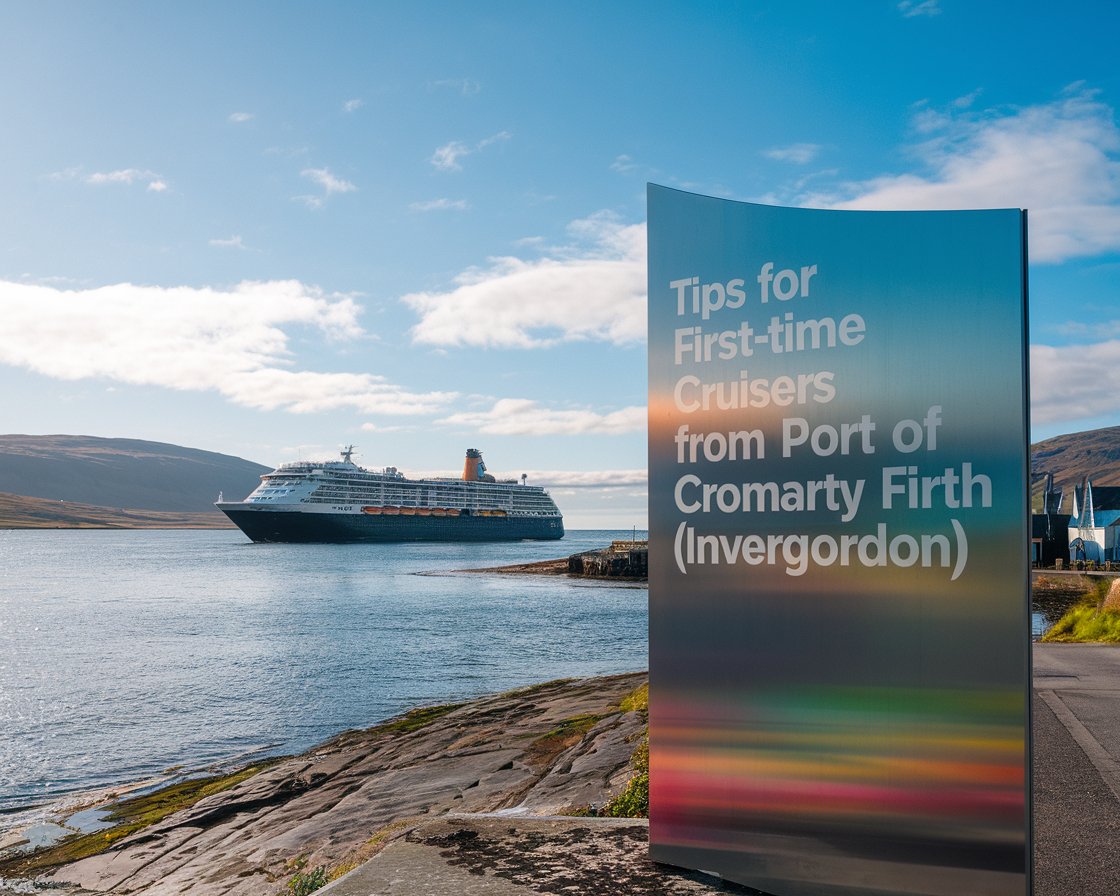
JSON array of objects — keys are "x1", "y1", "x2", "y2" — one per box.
[{"x1": 1033, "y1": 643, "x2": 1120, "y2": 896}]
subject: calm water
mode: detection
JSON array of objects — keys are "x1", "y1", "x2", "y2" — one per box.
[{"x1": 0, "y1": 529, "x2": 648, "y2": 823}]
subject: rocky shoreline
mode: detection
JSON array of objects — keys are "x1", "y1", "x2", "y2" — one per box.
[
  {"x1": 459, "y1": 557, "x2": 573, "y2": 576},
  {"x1": 461, "y1": 541, "x2": 649, "y2": 582},
  {"x1": 0, "y1": 672, "x2": 649, "y2": 895}
]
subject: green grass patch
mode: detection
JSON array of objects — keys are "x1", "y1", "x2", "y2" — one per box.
[
  {"x1": 524, "y1": 713, "x2": 603, "y2": 768},
  {"x1": 1043, "y1": 604, "x2": 1120, "y2": 642},
  {"x1": 369, "y1": 703, "x2": 465, "y2": 736},
  {"x1": 567, "y1": 726, "x2": 650, "y2": 819},
  {"x1": 105, "y1": 764, "x2": 269, "y2": 824},
  {"x1": 1042, "y1": 577, "x2": 1120, "y2": 642},
  {"x1": 503, "y1": 678, "x2": 577, "y2": 699},
  {"x1": 600, "y1": 738, "x2": 649, "y2": 818},
  {"x1": 0, "y1": 762, "x2": 279, "y2": 876},
  {"x1": 287, "y1": 864, "x2": 328, "y2": 895},
  {"x1": 541, "y1": 713, "x2": 603, "y2": 741},
  {"x1": 326, "y1": 702, "x2": 467, "y2": 750},
  {"x1": 617, "y1": 682, "x2": 648, "y2": 715}
]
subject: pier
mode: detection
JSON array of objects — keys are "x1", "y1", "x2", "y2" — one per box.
[{"x1": 568, "y1": 540, "x2": 648, "y2": 579}]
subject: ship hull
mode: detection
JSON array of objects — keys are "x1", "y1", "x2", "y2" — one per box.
[{"x1": 218, "y1": 506, "x2": 564, "y2": 544}]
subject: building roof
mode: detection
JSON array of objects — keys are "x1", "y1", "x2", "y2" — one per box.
[{"x1": 1071, "y1": 483, "x2": 1120, "y2": 528}]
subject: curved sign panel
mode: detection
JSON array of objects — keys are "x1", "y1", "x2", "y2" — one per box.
[{"x1": 647, "y1": 185, "x2": 1030, "y2": 896}]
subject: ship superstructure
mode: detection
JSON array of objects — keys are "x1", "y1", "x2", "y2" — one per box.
[{"x1": 216, "y1": 447, "x2": 564, "y2": 543}]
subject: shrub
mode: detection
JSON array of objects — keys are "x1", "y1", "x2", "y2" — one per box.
[
  {"x1": 287, "y1": 866, "x2": 328, "y2": 896},
  {"x1": 601, "y1": 738, "x2": 649, "y2": 818}
]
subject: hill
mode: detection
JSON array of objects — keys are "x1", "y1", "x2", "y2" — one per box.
[
  {"x1": 0, "y1": 491, "x2": 237, "y2": 529},
  {"x1": 1, "y1": 428, "x2": 1116, "y2": 528},
  {"x1": 1031, "y1": 426, "x2": 1120, "y2": 511},
  {"x1": 0, "y1": 434, "x2": 269, "y2": 518}
]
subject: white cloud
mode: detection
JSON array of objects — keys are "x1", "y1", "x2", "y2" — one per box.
[
  {"x1": 1031, "y1": 337, "x2": 1120, "y2": 427},
  {"x1": 302, "y1": 167, "x2": 357, "y2": 195},
  {"x1": 410, "y1": 198, "x2": 470, "y2": 212},
  {"x1": 0, "y1": 279, "x2": 455, "y2": 416},
  {"x1": 529, "y1": 469, "x2": 647, "y2": 488},
  {"x1": 360, "y1": 422, "x2": 413, "y2": 433},
  {"x1": 431, "y1": 78, "x2": 481, "y2": 96},
  {"x1": 800, "y1": 88, "x2": 1120, "y2": 263},
  {"x1": 223, "y1": 369, "x2": 452, "y2": 415},
  {"x1": 898, "y1": 0, "x2": 941, "y2": 17},
  {"x1": 404, "y1": 211, "x2": 646, "y2": 348},
  {"x1": 431, "y1": 141, "x2": 471, "y2": 172},
  {"x1": 228, "y1": 111, "x2": 255, "y2": 123},
  {"x1": 1058, "y1": 319, "x2": 1120, "y2": 339},
  {"x1": 440, "y1": 398, "x2": 645, "y2": 436},
  {"x1": 764, "y1": 143, "x2": 821, "y2": 164},
  {"x1": 19, "y1": 273, "x2": 86, "y2": 286},
  {"x1": 952, "y1": 89, "x2": 983, "y2": 110},
  {"x1": 265, "y1": 145, "x2": 310, "y2": 157},
  {"x1": 611, "y1": 154, "x2": 637, "y2": 173},
  {"x1": 477, "y1": 130, "x2": 511, "y2": 150},
  {"x1": 209, "y1": 235, "x2": 247, "y2": 250},
  {"x1": 83, "y1": 168, "x2": 168, "y2": 192},
  {"x1": 299, "y1": 167, "x2": 357, "y2": 207},
  {"x1": 48, "y1": 166, "x2": 83, "y2": 181},
  {"x1": 86, "y1": 169, "x2": 144, "y2": 185},
  {"x1": 430, "y1": 131, "x2": 511, "y2": 172},
  {"x1": 342, "y1": 98, "x2": 363, "y2": 113}
]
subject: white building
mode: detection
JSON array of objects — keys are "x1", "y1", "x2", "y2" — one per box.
[{"x1": 1068, "y1": 479, "x2": 1120, "y2": 563}]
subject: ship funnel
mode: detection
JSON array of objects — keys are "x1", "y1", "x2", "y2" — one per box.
[
  {"x1": 463, "y1": 449, "x2": 483, "y2": 481},
  {"x1": 462, "y1": 448, "x2": 496, "y2": 482}
]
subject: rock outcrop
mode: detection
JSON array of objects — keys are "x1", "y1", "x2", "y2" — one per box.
[{"x1": 43, "y1": 672, "x2": 648, "y2": 895}]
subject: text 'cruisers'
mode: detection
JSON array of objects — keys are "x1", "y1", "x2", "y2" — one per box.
[{"x1": 217, "y1": 447, "x2": 564, "y2": 543}]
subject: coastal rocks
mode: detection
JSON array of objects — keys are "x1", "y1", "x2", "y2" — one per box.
[
  {"x1": 44, "y1": 672, "x2": 648, "y2": 895},
  {"x1": 462, "y1": 542, "x2": 649, "y2": 580}
]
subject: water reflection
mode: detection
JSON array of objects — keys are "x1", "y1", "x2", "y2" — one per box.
[{"x1": 1031, "y1": 573, "x2": 1098, "y2": 640}]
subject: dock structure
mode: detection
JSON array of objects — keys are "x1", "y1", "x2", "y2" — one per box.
[{"x1": 568, "y1": 541, "x2": 648, "y2": 579}]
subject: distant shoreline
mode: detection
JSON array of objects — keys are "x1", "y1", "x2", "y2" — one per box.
[
  {"x1": 1, "y1": 522, "x2": 236, "y2": 530},
  {"x1": 0, "y1": 491, "x2": 236, "y2": 529}
]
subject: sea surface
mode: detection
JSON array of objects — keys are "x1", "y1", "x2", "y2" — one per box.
[{"x1": 0, "y1": 528, "x2": 648, "y2": 829}]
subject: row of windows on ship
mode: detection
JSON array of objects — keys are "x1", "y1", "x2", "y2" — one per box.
[
  {"x1": 249, "y1": 486, "x2": 555, "y2": 510},
  {"x1": 255, "y1": 478, "x2": 542, "y2": 495}
]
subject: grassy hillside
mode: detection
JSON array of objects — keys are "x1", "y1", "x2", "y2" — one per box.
[
  {"x1": 0, "y1": 491, "x2": 236, "y2": 529},
  {"x1": 1032, "y1": 425, "x2": 1120, "y2": 511},
  {"x1": 0, "y1": 434, "x2": 269, "y2": 513}
]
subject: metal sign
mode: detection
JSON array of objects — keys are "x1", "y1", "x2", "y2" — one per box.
[{"x1": 647, "y1": 185, "x2": 1030, "y2": 896}]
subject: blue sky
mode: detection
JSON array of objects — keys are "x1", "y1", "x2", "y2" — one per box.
[{"x1": 2, "y1": 1, "x2": 1119, "y2": 527}]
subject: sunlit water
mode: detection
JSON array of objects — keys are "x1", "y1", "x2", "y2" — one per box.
[{"x1": 0, "y1": 529, "x2": 648, "y2": 828}]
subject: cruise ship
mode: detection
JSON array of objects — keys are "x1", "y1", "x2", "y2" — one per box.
[{"x1": 216, "y1": 447, "x2": 564, "y2": 543}]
